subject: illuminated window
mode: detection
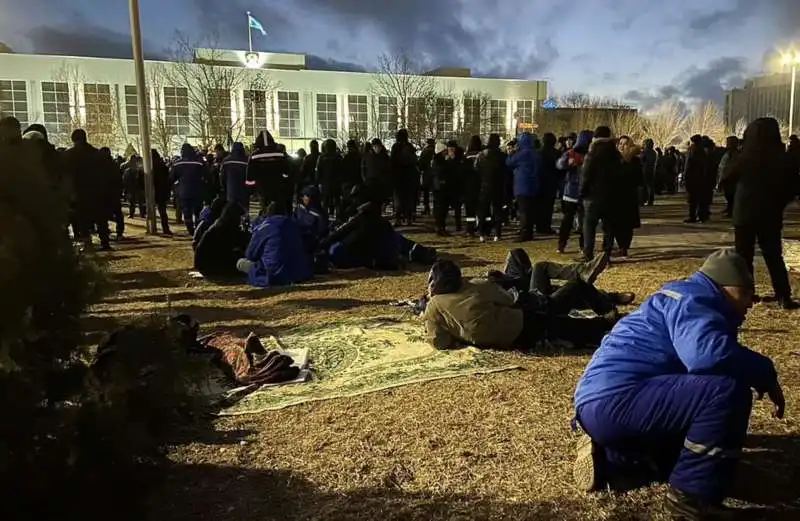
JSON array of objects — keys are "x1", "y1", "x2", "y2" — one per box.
[
  {"x1": 348, "y1": 95, "x2": 368, "y2": 138},
  {"x1": 124, "y1": 85, "x2": 140, "y2": 135},
  {"x1": 316, "y1": 93, "x2": 338, "y2": 138},
  {"x1": 378, "y1": 96, "x2": 397, "y2": 135},
  {"x1": 489, "y1": 100, "x2": 508, "y2": 135},
  {"x1": 436, "y1": 98, "x2": 454, "y2": 139},
  {"x1": 516, "y1": 100, "x2": 534, "y2": 125},
  {"x1": 83, "y1": 83, "x2": 113, "y2": 135},
  {"x1": 163, "y1": 86, "x2": 189, "y2": 135},
  {"x1": 244, "y1": 90, "x2": 269, "y2": 140},
  {"x1": 0, "y1": 80, "x2": 28, "y2": 127},
  {"x1": 207, "y1": 88, "x2": 232, "y2": 139},
  {"x1": 41, "y1": 81, "x2": 71, "y2": 134},
  {"x1": 463, "y1": 97, "x2": 488, "y2": 136},
  {"x1": 277, "y1": 91, "x2": 300, "y2": 138}
]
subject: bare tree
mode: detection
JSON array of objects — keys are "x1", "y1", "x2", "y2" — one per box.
[
  {"x1": 369, "y1": 50, "x2": 438, "y2": 141},
  {"x1": 642, "y1": 101, "x2": 687, "y2": 149},
  {"x1": 556, "y1": 91, "x2": 633, "y2": 110},
  {"x1": 730, "y1": 117, "x2": 748, "y2": 139},
  {"x1": 611, "y1": 110, "x2": 645, "y2": 141},
  {"x1": 144, "y1": 62, "x2": 181, "y2": 156},
  {"x1": 165, "y1": 32, "x2": 278, "y2": 148},
  {"x1": 455, "y1": 90, "x2": 493, "y2": 144},
  {"x1": 685, "y1": 101, "x2": 726, "y2": 144}
]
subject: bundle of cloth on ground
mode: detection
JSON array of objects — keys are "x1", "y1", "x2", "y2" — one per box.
[
  {"x1": 204, "y1": 332, "x2": 300, "y2": 386},
  {"x1": 572, "y1": 248, "x2": 785, "y2": 520},
  {"x1": 421, "y1": 249, "x2": 635, "y2": 351},
  {"x1": 190, "y1": 187, "x2": 438, "y2": 286}
]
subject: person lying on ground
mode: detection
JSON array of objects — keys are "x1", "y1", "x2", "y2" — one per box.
[
  {"x1": 193, "y1": 202, "x2": 251, "y2": 279},
  {"x1": 294, "y1": 185, "x2": 329, "y2": 253},
  {"x1": 236, "y1": 201, "x2": 313, "y2": 288},
  {"x1": 572, "y1": 248, "x2": 784, "y2": 521},
  {"x1": 192, "y1": 197, "x2": 227, "y2": 251},
  {"x1": 422, "y1": 252, "x2": 626, "y2": 351}
]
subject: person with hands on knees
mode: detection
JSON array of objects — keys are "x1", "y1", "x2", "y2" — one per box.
[{"x1": 572, "y1": 248, "x2": 784, "y2": 521}]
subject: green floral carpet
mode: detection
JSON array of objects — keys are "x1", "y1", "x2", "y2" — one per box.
[{"x1": 218, "y1": 318, "x2": 521, "y2": 415}]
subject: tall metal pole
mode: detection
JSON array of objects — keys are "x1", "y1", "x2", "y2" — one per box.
[
  {"x1": 247, "y1": 11, "x2": 253, "y2": 53},
  {"x1": 790, "y1": 64, "x2": 797, "y2": 139},
  {"x1": 129, "y1": 0, "x2": 157, "y2": 234}
]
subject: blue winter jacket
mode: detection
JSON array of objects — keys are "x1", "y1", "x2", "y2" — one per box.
[
  {"x1": 556, "y1": 130, "x2": 593, "y2": 203},
  {"x1": 171, "y1": 144, "x2": 206, "y2": 200},
  {"x1": 221, "y1": 142, "x2": 250, "y2": 210},
  {"x1": 244, "y1": 215, "x2": 313, "y2": 287},
  {"x1": 505, "y1": 132, "x2": 542, "y2": 197},
  {"x1": 574, "y1": 272, "x2": 777, "y2": 409}
]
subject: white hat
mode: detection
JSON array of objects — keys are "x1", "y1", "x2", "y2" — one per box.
[{"x1": 434, "y1": 142, "x2": 447, "y2": 154}]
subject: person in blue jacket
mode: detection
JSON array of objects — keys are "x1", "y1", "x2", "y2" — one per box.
[
  {"x1": 505, "y1": 132, "x2": 542, "y2": 242},
  {"x1": 556, "y1": 130, "x2": 593, "y2": 254},
  {"x1": 220, "y1": 142, "x2": 250, "y2": 216},
  {"x1": 293, "y1": 185, "x2": 329, "y2": 252},
  {"x1": 573, "y1": 249, "x2": 785, "y2": 520},
  {"x1": 236, "y1": 201, "x2": 313, "y2": 288},
  {"x1": 170, "y1": 143, "x2": 206, "y2": 234}
]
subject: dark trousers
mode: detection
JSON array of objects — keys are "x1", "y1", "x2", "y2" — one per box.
[
  {"x1": 156, "y1": 201, "x2": 172, "y2": 234},
  {"x1": 577, "y1": 374, "x2": 752, "y2": 503},
  {"x1": 180, "y1": 198, "x2": 203, "y2": 235},
  {"x1": 393, "y1": 184, "x2": 416, "y2": 222},
  {"x1": 433, "y1": 190, "x2": 459, "y2": 231},
  {"x1": 516, "y1": 195, "x2": 535, "y2": 240},
  {"x1": 583, "y1": 199, "x2": 612, "y2": 260},
  {"x1": 558, "y1": 200, "x2": 584, "y2": 251},
  {"x1": 477, "y1": 194, "x2": 504, "y2": 238},
  {"x1": 110, "y1": 202, "x2": 125, "y2": 238},
  {"x1": 734, "y1": 224, "x2": 792, "y2": 298},
  {"x1": 78, "y1": 213, "x2": 111, "y2": 247},
  {"x1": 421, "y1": 185, "x2": 431, "y2": 215},
  {"x1": 532, "y1": 264, "x2": 614, "y2": 316},
  {"x1": 128, "y1": 190, "x2": 145, "y2": 218},
  {"x1": 644, "y1": 174, "x2": 655, "y2": 206},
  {"x1": 723, "y1": 187, "x2": 735, "y2": 216},
  {"x1": 687, "y1": 189, "x2": 710, "y2": 222},
  {"x1": 463, "y1": 195, "x2": 479, "y2": 235},
  {"x1": 606, "y1": 227, "x2": 634, "y2": 252},
  {"x1": 534, "y1": 191, "x2": 556, "y2": 234}
]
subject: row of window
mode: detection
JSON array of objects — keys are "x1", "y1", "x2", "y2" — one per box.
[{"x1": 1, "y1": 80, "x2": 534, "y2": 140}]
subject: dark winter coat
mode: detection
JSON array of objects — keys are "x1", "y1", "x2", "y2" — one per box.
[
  {"x1": 506, "y1": 132, "x2": 542, "y2": 197},
  {"x1": 316, "y1": 142, "x2": 343, "y2": 201},
  {"x1": 170, "y1": 144, "x2": 206, "y2": 201},
  {"x1": 152, "y1": 152, "x2": 172, "y2": 205},
  {"x1": 341, "y1": 148, "x2": 362, "y2": 193},
  {"x1": 220, "y1": 142, "x2": 249, "y2": 210},
  {"x1": 683, "y1": 145, "x2": 710, "y2": 192},
  {"x1": 580, "y1": 137, "x2": 622, "y2": 211},
  {"x1": 613, "y1": 155, "x2": 643, "y2": 231},
  {"x1": 390, "y1": 134, "x2": 419, "y2": 191},
  {"x1": 475, "y1": 147, "x2": 507, "y2": 200},
  {"x1": 418, "y1": 145, "x2": 436, "y2": 189},
  {"x1": 362, "y1": 148, "x2": 391, "y2": 199},
  {"x1": 63, "y1": 141, "x2": 107, "y2": 219},
  {"x1": 194, "y1": 202, "x2": 251, "y2": 278},
  {"x1": 246, "y1": 131, "x2": 293, "y2": 205}
]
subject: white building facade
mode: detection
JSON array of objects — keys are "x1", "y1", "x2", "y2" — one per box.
[{"x1": 0, "y1": 49, "x2": 547, "y2": 154}]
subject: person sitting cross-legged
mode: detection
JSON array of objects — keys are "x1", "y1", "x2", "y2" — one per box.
[
  {"x1": 422, "y1": 252, "x2": 624, "y2": 351},
  {"x1": 194, "y1": 201, "x2": 251, "y2": 278},
  {"x1": 573, "y1": 248, "x2": 785, "y2": 521}
]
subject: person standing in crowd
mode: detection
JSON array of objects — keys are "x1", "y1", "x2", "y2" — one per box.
[
  {"x1": 431, "y1": 142, "x2": 458, "y2": 236},
  {"x1": 556, "y1": 130, "x2": 593, "y2": 254},
  {"x1": 220, "y1": 142, "x2": 250, "y2": 216},
  {"x1": 661, "y1": 147, "x2": 678, "y2": 195},
  {"x1": 390, "y1": 128, "x2": 419, "y2": 226},
  {"x1": 475, "y1": 133, "x2": 507, "y2": 242},
  {"x1": 717, "y1": 136, "x2": 740, "y2": 218},
  {"x1": 340, "y1": 140, "x2": 363, "y2": 215},
  {"x1": 536, "y1": 132, "x2": 559, "y2": 235},
  {"x1": 580, "y1": 126, "x2": 621, "y2": 261},
  {"x1": 463, "y1": 136, "x2": 483, "y2": 237},
  {"x1": 123, "y1": 154, "x2": 145, "y2": 218},
  {"x1": 683, "y1": 135, "x2": 710, "y2": 223},
  {"x1": 788, "y1": 135, "x2": 800, "y2": 180},
  {"x1": 506, "y1": 132, "x2": 542, "y2": 242},
  {"x1": 610, "y1": 136, "x2": 642, "y2": 257},
  {"x1": 724, "y1": 117, "x2": 799, "y2": 310},
  {"x1": 171, "y1": 143, "x2": 206, "y2": 234},
  {"x1": 418, "y1": 138, "x2": 436, "y2": 216},
  {"x1": 300, "y1": 139, "x2": 320, "y2": 191},
  {"x1": 362, "y1": 138, "x2": 392, "y2": 205},
  {"x1": 151, "y1": 149, "x2": 173, "y2": 235},
  {"x1": 247, "y1": 130, "x2": 293, "y2": 213},
  {"x1": 640, "y1": 139, "x2": 657, "y2": 206},
  {"x1": 99, "y1": 146, "x2": 124, "y2": 241},
  {"x1": 316, "y1": 138, "x2": 344, "y2": 219},
  {"x1": 446, "y1": 140, "x2": 465, "y2": 231},
  {"x1": 63, "y1": 129, "x2": 112, "y2": 250},
  {"x1": 0, "y1": 115, "x2": 22, "y2": 146}
]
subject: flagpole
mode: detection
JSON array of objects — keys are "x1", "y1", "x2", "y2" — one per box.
[{"x1": 247, "y1": 11, "x2": 253, "y2": 52}]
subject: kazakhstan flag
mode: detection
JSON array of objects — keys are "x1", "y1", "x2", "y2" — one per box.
[{"x1": 248, "y1": 14, "x2": 267, "y2": 36}]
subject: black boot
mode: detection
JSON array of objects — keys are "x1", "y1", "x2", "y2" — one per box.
[{"x1": 664, "y1": 486, "x2": 737, "y2": 520}]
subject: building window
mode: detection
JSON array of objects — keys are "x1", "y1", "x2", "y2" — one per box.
[
  {"x1": 516, "y1": 100, "x2": 534, "y2": 125},
  {"x1": 207, "y1": 88, "x2": 232, "y2": 140},
  {"x1": 378, "y1": 96, "x2": 397, "y2": 135},
  {"x1": 463, "y1": 97, "x2": 488, "y2": 136},
  {"x1": 0, "y1": 80, "x2": 28, "y2": 127},
  {"x1": 244, "y1": 90, "x2": 269, "y2": 140},
  {"x1": 163, "y1": 86, "x2": 189, "y2": 135},
  {"x1": 407, "y1": 97, "x2": 429, "y2": 139},
  {"x1": 489, "y1": 100, "x2": 508, "y2": 135},
  {"x1": 316, "y1": 93, "x2": 338, "y2": 138},
  {"x1": 277, "y1": 91, "x2": 300, "y2": 138},
  {"x1": 124, "y1": 85, "x2": 140, "y2": 135},
  {"x1": 83, "y1": 83, "x2": 113, "y2": 135},
  {"x1": 348, "y1": 95, "x2": 368, "y2": 138},
  {"x1": 436, "y1": 98, "x2": 454, "y2": 139},
  {"x1": 41, "y1": 81, "x2": 71, "y2": 135}
]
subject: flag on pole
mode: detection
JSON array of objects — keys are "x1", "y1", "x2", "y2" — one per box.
[{"x1": 248, "y1": 14, "x2": 267, "y2": 36}]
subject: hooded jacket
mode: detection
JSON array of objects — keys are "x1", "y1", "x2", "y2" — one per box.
[
  {"x1": 390, "y1": 129, "x2": 419, "y2": 189},
  {"x1": 341, "y1": 142, "x2": 362, "y2": 191},
  {"x1": 246, "y1": 131, "x2": 292, "y2": 204},
  {"x1": 220, "y1": 142, "x2": 249, "y2": 210},
  {"x1": 557, "y1": 130, "x2": 593, "y2": 202},
  {"x1": 194, "y1": 202, "x2": 251, "y2": 277},
  {"x1": 244, "y1": 214, "x2": 313, "y2": 287},
  {"x1": 316, "y1": 139, "x2": 343, "y2": 198},
  {"x1": 192, "y1": 197, "x2": 228, "y2": 250},
  {"x1": 300, "y1": 140, "x2": 320, "y2": 188},
  {"x1": 574, "y1": 272, "x2": 777, "y2": 409},
  {"x1": 171, "y1": 144, "x2": 206, "y2": 200},
  {"x1": 293, "y1": 186, "x2": 330, "y2": 250},
  {"x1": 579, "y1": 137, "x2": 622, "y2": 207},
  {"x1": 505, "y1": 132, "x2": 542, "y2": 197}
]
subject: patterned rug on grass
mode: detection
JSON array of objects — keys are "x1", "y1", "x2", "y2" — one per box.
[{"x1": 218, "y1": 318, "x2": 522, "y2": 416}]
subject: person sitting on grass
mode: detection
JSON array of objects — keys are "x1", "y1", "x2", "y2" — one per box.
[
  {"x1": 193, "y1": 202, "x2": 251, "y2": 279},
  {"x1": 193, "y1": 197, "x2": 228, "y2": 251},
  {"x1": 422, "y1": 251, "x2": 627, "y2": 351},
  {"x1": 572, "y1": 249, "x2": 784, "y2": 521},
  {"x1": 293, "y1": 185, "x2": 329, "y2": 253},
  {"x1": 236, "y1": 201, "x2": 313, "y2": 288}
]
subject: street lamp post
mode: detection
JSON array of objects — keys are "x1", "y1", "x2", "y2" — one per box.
[
  {"x1": 129, "y1": 0, "x2": 157, "y2": 234},
  {"x1": 782, "y1": 51, "x2": 800, "y2": 139}
]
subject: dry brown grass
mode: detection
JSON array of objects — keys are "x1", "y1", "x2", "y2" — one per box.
[{"x1": 88, "y1": 198, "x2": 800, "y2": 520}]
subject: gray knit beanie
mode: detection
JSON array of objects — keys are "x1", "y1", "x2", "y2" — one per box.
[{"x1": 699, "y1": 249, "x2": 754, "y2": 289}]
